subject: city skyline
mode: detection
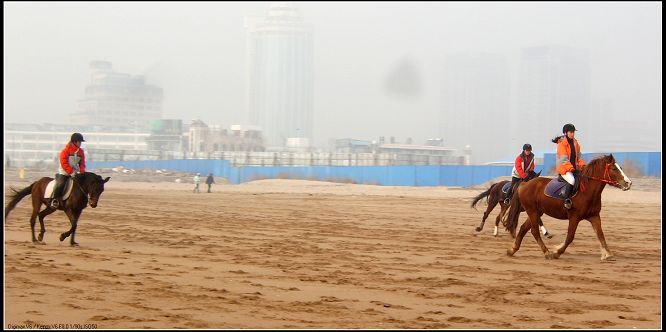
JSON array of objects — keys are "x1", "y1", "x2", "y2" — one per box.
[{"x1": 4, "y1": 2, "x2": 662, "y2": 162}]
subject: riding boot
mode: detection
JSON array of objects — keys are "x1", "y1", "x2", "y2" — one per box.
[
  {"x1": 563, "y1": 183, "x2": 574, "y2": 209},
  {"x1": 51, "y1": 174, "x2": 65, "y2": 208},
  {"x1": 503, "y1": 190, "x2": 511, "y2": 205}
]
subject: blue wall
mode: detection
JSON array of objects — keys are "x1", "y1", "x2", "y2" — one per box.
[
  {"x1": 88, "y1": 152, "x2": 659, "y2": 188},
  {"x1": 87, "y1": 159, "x2": 518, "y2": 187},
  {"x1": 543, "y1": 152, "x2": 661, "y2": 177}
]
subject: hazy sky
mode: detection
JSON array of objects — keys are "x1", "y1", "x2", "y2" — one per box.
[{"x1": 4, "y1": 1, "x2": 662, "y2": 158}]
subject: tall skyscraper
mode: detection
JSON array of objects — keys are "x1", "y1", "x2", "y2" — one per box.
[
  {"x1": 71, "y1": 60, "x2": 163, "y2": 131},
  {"x1": 517, "y1": 45, "x2": 590, "y2": 148},
  {"x1": 441, "y1": 53, "x2": 510, "y2": 163},
  {"x1": 245, "y1": 3, "x2": 314, "y2": 147}
]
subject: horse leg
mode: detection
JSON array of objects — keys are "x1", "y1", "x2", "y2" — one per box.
[
  {"x1": 553, "y1": 215, "x2": 582, "y2": 259},
  {"x1": 527, "y1": 212, "x2": 553, "y2": 259},
  {"x1": 495, "y1": 205, "x2": 507, "y2": 236},
  {"x1": 29, "y1": 210, "x2": 41, "y2": 243},
  {"x1": 587, "y1": 215, "x2": 614, "y2": 261},
  {"x1": 538, "y1": 216, "x2": 553, "y2": 238},
  {"x1": 37, "y1": 207, "x2": 57, "y2": 242},
  {"x1": 60, "y1": 209, "x2": 81, "y2": 246},
  {"x1": 507, "y1": 217, "x2": 531, "y2": 256},
  {"x1": 476, "y1": 199, "x2": 497, "y2": 233}
]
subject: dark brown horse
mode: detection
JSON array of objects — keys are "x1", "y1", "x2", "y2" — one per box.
[
  {"x1": 5, "y1": 172, "x2": 110, "y2": 246},
  {"x1": 504, "y1": 155, "x2": 631, "y2": 260},
  {"x1": 471, "y1": 171, "x2": 552, "y2": 237}
]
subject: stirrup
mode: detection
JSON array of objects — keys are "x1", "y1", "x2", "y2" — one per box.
[
  {"x1": 50, "y1": 199, "x2": 59, "y2": 208},
  {"x1": 564, "y1": 198, "x2": 572, "y2": 209},
  {"x1": 503, "y1": 197, "x2": 511, "y2": 205}
]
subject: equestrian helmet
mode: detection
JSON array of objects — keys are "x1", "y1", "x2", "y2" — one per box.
[
  {"x1": 71, "y1": 133, "x2": 85, "y2": 142},
  {"x1": 562, "y1": 123, "x2": 576, "y2": 134}
]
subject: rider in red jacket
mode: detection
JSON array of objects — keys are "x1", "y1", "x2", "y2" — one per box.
[
  {"x1": 504, "y1": 143, "x2": 536, "y2": 204},
  {"x1": 50, "y1": 133, "x2": 86, "y2": 208}
]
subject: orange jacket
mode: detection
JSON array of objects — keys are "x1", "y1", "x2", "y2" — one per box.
[
  {"x1": 556, "y1": 136, "x2": 585, "y2": 175},
  {"x1": 59, "y1": 143, "x2": 86, "y2": 175}
]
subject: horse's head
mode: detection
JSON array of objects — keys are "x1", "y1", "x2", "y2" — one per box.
[
  {"x1": 77, "y1": 173, "x2": 111, "y2": 208},
  {"x1": 607, "y1": 154, "x2": 632, "y2": 191},
  {"x1": 584, "y1": 154, "x2": 632, "y2": 191}
]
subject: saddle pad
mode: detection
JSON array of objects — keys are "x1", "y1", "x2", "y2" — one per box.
[
  {"x1": 501, "y1": 182, "x2": 512, "y2": 194},
  {"x1": 45, "y1": 178, "x2": 74, "y2": 201},
  {"x1": 544, "y1": 178, "x2": 578, "y2": 200}
]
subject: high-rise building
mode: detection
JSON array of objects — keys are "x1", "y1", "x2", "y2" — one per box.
[
  {"x1": 517, "y1": 45, "x2": 590, "y2": 148},
  {"x1": 245, "y1": 3, "x2": 314, "y2": 147},
  {"x1": 71, "y1": 60, "x2": 163, "y2": 131},
  {"x1": 440, "y1": 53, "x2": 510, "y2": 163}
]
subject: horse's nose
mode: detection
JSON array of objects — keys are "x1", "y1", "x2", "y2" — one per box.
[{"x1": 623, "y1": 181, "x2": 632, "y2": 191}]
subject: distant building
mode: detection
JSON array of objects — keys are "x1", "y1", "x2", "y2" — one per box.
[
  {"x1": 441, "y1": 53, "x2": 510, "y2": 164},
  {"x1": 245, "y1": 3, "x2": 314, "y2": 146},
  {"x1": 335, "y1": 138, "x2": 373, "y2": 153},
  {"x1": 4, "y1": 123, "x2": 149, "y2": 167},
  {"x1": 187, "y1": 120, "x2": 265, "y2": 153},
  {"x1": 70, "y1": 60, "x2": 163, "y2": 131},
  {"x1": 517, "y1": 45, "x2": 590, "y2": 148},
  {"x1": 145, "y1": 119, "x2": 184, "y2": 152}
]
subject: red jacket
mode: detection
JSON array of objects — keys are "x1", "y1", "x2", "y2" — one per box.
[
  {"x1": 512, "y1": 153, "x2": 535, "y2": 179},
  {"x1": 59, "y1": 143, "x2": 86, "y2": 175}
]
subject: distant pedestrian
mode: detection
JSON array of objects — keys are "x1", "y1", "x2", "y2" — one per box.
[
  {"x1": 193, "y1": 173, "x2": 201, "y2": 193},
  {"x1": 206, "y1": 173, "x2": 215, "y2": 193}
]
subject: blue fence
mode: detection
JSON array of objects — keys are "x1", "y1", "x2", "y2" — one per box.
[
  {"x1": 543, "y1": 152, "x2": 661, "y2": 177},
  {"x1": 88, "y1": 151, "x2": 659, "y2": 188},
  {"x1": 87, "y1": 160, "x2": 517, "y2": 187}
]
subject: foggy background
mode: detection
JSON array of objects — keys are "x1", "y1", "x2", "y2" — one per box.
[{"x1": 4, "y1": 2, "x2": 662, "y2": 163}]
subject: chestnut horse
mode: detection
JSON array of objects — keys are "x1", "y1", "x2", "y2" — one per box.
[
  {"x1": 504, "y1": 155, "x2": 631, "y2": 260},
  {"x1": 5, "y1": 172, "x2": 110, "y2": 246},
  {"x1": 471, "y1": 171, "x2": 552, "y2": 237}
]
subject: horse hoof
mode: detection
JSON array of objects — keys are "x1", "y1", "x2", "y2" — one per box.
[
  {"x1": 544, "y1": 252, "x2": 555, "y2": 260},
  {"x1": 601, "y1": 255, "x2": 615, "y2": 261},
  {"x1": 70, "y1": 242, "x2": 79, "y2": 247},
  {"x1": 506, "y1": 248, "x2": 515, "y2": 256},
  {"x1": 475, "y1": 227, "x2": 482, "y2": 232},
  {"x1": 32, "y1": 240, "x2": 46, "y2": 245},
  {"x1": 545, "y1": 233, "x2": 554, "y2": 239},
  {"x1": 59, "y1": 234, "x2": 67, "y2": 242}
]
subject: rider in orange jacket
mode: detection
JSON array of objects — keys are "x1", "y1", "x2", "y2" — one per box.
[
  {"x1": 50, "y1": 133, "x2": 86, "y2": 208},
  {"x1": 552, "y1": 124, "x2": 586, "y2": 209}
]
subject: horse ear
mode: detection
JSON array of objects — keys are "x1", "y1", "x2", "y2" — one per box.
[
  {"x1": 609, "y1": 153, "x2": 614, "y2": 161},
  {"x1": 104, "y1": 177, "x2": 111, "y2": 183}
]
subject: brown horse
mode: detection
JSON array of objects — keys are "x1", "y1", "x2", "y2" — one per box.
[
  {"x1": 504, "y1": 154, "x2": 631, "y2": 260},
  {"x1": 5, "y1": 172, "x2": 110, "y2": 246},
  {"x1": 471, "y1": 171, "x2": 552, "y2": 237}
]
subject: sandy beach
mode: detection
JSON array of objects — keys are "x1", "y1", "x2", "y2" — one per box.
[{"x1": 4, "y1": 174, "x2": 662, "y2": 329}]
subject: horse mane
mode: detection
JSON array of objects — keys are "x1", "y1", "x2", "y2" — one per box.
[{"x1": 581, "y1": 155, "x2": 613, "y2": 178}]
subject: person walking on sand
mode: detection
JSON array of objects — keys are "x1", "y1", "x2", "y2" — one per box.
[
  {"x1": 205, "y1": 173, "x2": 215, "y2": 193},
  {"x1": 193, "y1": 173, "x2": 201, "y2": 193}
]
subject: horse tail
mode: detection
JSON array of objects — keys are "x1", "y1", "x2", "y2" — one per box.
[
  {"x1": 503, "y1": 187, "x2": 523, "y2": 235},
  {"x1": 471, "y1": 186, "x2": 493, "y2": 210},
  {"x1": 5, "y1": 183, "x2": 35, "y2": 220}
]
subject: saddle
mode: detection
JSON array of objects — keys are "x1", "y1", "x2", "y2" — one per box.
[
  {"x1": 544, "y1": 175, "x2": 579, "y2": 200},
  {"x1": 501, "y1": 182, "x2": 512, "y2": 194},
  {"x1": 44, "y1": 177, "x2": 75, "y2": 201}
]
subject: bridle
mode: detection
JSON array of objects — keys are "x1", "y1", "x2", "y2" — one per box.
[
  {"x1": 581, "y1": 162, "x2": 623, "y2": 189},
  {"x1": 73, "y1": 175, "x2": 95, "y2": 205}
]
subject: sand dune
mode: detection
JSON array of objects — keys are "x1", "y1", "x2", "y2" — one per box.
[{"x1": 4, "y1": 178, "x2": 661, "y2": 328}]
